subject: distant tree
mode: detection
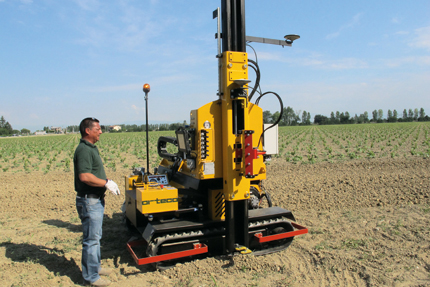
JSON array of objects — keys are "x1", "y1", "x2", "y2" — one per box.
[
  {"x1": 408, "y1": 109, "x2": 414, "y2": 119},
  {"x1": 67, "y1": 125, "x2": 79, "y2": 133},
  {"x1": 386, "y1": 109, "x2": 392, "y2": 122},
  {"x1": 314, "y1": 114, "x2": 329, "y2": 125},
  {"x1": 377, "y1": 109, "x2": 384, "y2": 122},
  {"x1": 393, "y1": 109, "x2": 398, "y2": 121},
  {"x1": 301, "y1": 111, "x2": 307, "y2": 124},
  {"x1": 340, "y1": 111, "x2": 350, "y2": 124},
  {"x1": 158, "y1": 123, "x2": 169, "y2": 131},
  {"x1": 357, "y1": 114, "x2": 365, "y2": 124},
  {"x1": 372, "y1": 110, "x2": 378, "y2": 122},
  {"x1": 46, "y1": 126, "x2": 55, "y2": 133},
  {"x1": 4, "y1": 122, "x2": 12, "y2": 134},
  {"x1": 330, "y1": 111, "x2": 336, "y2": 124},
  {"x1": 340, "y1": 112, "x2": 350, "y2": 124},
  {"x1": 353, "y1": 114, "x2": 359, "y2": 124},
  {"x1": 413, "y1": 108, "x2": 419, "y2": 121},
  {"x1": 12, "y1": 129, "x2": 20, "y2": 134},
  {"x1": 300, "y1": 111, "x2": 311, "y2": 125},
  {"x1": 263, "y1": 110, "x2": 272, "y2": 123},
  {"x1": 21, "y1": 128, "x2": 30, "y2": 135},
  {"x1": 335, "y1": 111, "x2": 340, "y2": 124},
  {"x1": 0, "y1": 115, "x2": 13, "y2": 135},
  {"x1": 301, "y1": 111, "x2": 311, "y2": 125},
  {"x1": 419, "y1": 108, "x2": 425, "y2": 120},
  {"x1": 169, "y1": 122, "x2": 183, "y2": 130},
  {"x1": 271, "y1": 111, "x2": 280, "y2": 124},
  {"x1": 281, "y1": 106, "x2": 298, "y2": 126},
  {"x1": 403, "y1": 109, "x2": 408, "y2": 120},
  {"x1": 363, "y1": 111, "x2": 369, "y2": 123}
]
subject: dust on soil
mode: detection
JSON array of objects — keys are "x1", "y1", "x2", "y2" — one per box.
[{"x1": 1, "y1": 157, "x2": 429, "y2": 286}]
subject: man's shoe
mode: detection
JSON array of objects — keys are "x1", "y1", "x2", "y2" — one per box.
[
  {"x1": 98, "y1": 268, "x2": 113, "y2": 276},
  {"x1": 83, "y1": 278, "x2": 111, "y2": 286}
]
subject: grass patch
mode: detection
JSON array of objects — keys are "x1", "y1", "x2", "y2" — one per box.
[{"x1": 341, "y1": 238, "x2": 367, "y2": 249}]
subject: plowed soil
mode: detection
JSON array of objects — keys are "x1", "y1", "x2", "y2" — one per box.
[{"x1": 1, "y1": 157, "x2": 429, "y2": 286}]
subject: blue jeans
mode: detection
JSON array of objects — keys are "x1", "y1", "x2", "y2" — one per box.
[{"x1": 76, "y1": 196, "x2": 105, "y2": 283}]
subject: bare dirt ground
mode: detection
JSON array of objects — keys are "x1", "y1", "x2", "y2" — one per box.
[{"x1": 1, "y1": 157, "x2": 429, "y2": 286}]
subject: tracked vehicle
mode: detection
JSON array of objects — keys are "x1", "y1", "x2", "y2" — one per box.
[{"x1": 124, "y1": 0, "x2": 307, "y2": 268}]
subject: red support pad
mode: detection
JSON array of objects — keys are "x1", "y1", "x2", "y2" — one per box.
[
  {"x1": 244, "y1": 131, "x2": 266, "y2": 177},
  {"x1": 127, "y1": 240, "x2": 208, "y2": 265},
  {"x1": 254, "y1": 222, "x2": 308, "y2": 243}
]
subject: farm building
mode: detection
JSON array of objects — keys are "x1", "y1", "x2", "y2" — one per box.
[{"x1": 109, "y1": 125, "x2": 122, "y2": 131}]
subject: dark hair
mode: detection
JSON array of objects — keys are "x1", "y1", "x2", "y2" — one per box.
[{"x1": 79, "y1": 117, "x2": 99, "y2": 137}]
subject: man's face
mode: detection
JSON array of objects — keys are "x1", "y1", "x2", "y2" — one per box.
[{"x1": 86, "y1": 122, "x2": 102, "y2": 144}]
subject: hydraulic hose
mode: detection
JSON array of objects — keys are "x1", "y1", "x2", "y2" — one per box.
[
  {"x1": 247, "y1": 59, "x2": 260, "y2": 101},
  {"x1": 255, "y1": 91, "x2": 284, "y2": 149}
]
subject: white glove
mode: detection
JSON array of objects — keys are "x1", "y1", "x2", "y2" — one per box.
[{"x1": 105, "y1": 180, "x2": 120, "y2": 195}]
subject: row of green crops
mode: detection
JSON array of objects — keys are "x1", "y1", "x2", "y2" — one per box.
[
  {"x1": 278, "y1": 122, "x2": 430, "y2": 163},
  {"x1": 0, "y1": 122, "x2": 429, "y2": 173},
  {"x1": 0, "y1": 131, "x2": 175, "y2": 174}
]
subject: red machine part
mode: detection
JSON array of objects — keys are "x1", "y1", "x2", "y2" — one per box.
[
  {"x1": 244, "y1": 131, "x2": 266, "y2": 178},
  {"x1": 126, "y1": 222, "x2": 307, "y2": 265},
  {"x1": 254, "y1": 222, "x2": 308, "y2": 243},
  {"x1": 127, "y1": 240, "x2": 208, "y2": 265}
]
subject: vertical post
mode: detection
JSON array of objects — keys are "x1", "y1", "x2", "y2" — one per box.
[
  {"x1": 145, "y1": 94, "x2": 149, "y2": 174},
  {"x1": 143, "y1": 84, "x2": 151, "y2": 176}
]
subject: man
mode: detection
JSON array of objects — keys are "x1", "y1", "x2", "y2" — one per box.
[{"x1": 74, "y1": 117, "x2": 120, "y2": 287}]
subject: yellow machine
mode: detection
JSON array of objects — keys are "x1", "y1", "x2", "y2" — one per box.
[{"x1": 125, "y1": 0, "x2": 307, "y2": 268}]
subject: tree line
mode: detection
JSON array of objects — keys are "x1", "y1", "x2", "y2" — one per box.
[
  {"x1": 66, "y1": 121, "x2": 188, "y2": 133},
  {"x1": 263, "y1": 107, "x2": 311, "y2": 126},
  {"x1": 2, "y1": 107, "x2": 429, "y2": 137},
  {"x1": 313, "y1": 108, "x2": 428, "y2": 125},
  {"x1": 0, "y1": 116, "x2": 29, "y2": 136}
]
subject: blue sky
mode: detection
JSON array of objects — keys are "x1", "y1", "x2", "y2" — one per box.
[{"x1": 1, "y1": 0, "x2": 429, "y2": 131}]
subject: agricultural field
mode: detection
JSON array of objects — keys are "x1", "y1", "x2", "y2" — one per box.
[
  {"x1": 278, "y1": 122, "x2": 430, "y2": 163},
  {"x1": 0, "y1": 122, "x2": 429, "y2": 286},
  {"x1": 0, "y1": 122, "x2": 429, "y2": 175},
  {"x1": 0, "y1": 131, "x2": 176, "y2": 174}
]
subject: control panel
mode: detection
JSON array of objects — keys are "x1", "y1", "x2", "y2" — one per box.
[{"x1": 147, "y1": 174, "x2": 169, "y2": 185}]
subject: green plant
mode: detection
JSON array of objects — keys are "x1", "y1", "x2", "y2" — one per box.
[{"x1": 342, "y1": 238, "x2": 367, "y2": 249}]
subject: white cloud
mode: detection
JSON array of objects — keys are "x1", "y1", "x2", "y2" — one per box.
[
  {"x1": 131, "y1": 104, "x2": 141, "y2": 114},
  {"x1": 391, "y1": 17, "x2": 400, "y2": 24},
  {"x1": 326, "y1": 32, "x2": 340, "y2": 39},
  {"x1": 266, "y1": 52, "x2": 368, "y2": 70},
  {"x1": 409, "y1": 26, "x2": 430, "y2": 50},
  {"x1": 328, "y1": 58, "x2": 368, "y2": 70},
  {"x1": 326, "y1": 13, "x2": 363, "y2": 39},
  {"x1": 255, "y1": 52, "x2": 281, "y2": 61},
  {"x1": 383, "y1": 56, "x2": 430, "y2": 68},
  {"x1": 73, "y1": 0, "x2": 100, "y2": 11},
  {"x1": 70, "y1": 1, "x2": 173, "y2": 52}
]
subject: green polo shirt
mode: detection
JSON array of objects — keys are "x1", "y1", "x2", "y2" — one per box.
[{"x1": 74, "y1": 139, "x2": 107, "y2": 195}]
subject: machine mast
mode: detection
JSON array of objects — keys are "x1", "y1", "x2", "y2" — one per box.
[{"x1": 219, "y1": 0, "x2": 250, "y2": 254}]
